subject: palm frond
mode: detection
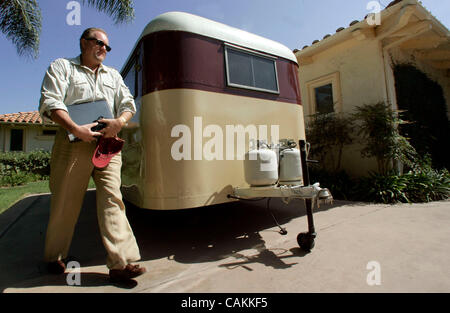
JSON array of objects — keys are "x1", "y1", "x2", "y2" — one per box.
[
  {"x1": 82, "y1": 0, "x2": 135, "y2": 24},
  {"x1": 0, "y1": 0, "x2": 42, "y2": 58}
]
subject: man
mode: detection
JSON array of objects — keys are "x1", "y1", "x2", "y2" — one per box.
[{"x1": 39, "y1": 27, "x2": 146, "y2": 283}]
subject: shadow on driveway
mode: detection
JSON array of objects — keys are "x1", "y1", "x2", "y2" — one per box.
[{"x1": 0, "y1": 190, "x2": 346, "y2": 292}]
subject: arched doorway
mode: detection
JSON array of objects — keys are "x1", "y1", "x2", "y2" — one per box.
[{"x1": 394, "y1": 64, "x2": 449, "y2": 169}]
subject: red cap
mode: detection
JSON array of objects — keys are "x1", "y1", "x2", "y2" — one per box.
[{"x1": 92, "y1": 136, "x2": 124, "y2": 168}]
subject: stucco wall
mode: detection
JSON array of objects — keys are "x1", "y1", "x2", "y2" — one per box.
[
  {"x1": 26, "y1": 126, "x2": 56, "y2": 152},
  {"x1": 0, "y1": 124, "x2": 56, "y2": 152},
  {"x1": 297, "y1": 38, "x2": 387, "y2": 176},
  {"x1": 299, "y1": 38, "x2": 387, "y2": 116}
]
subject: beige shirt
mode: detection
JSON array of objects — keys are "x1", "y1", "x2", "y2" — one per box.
[{"x1": 39, "y1": 56, "x2": 136, "y2": 123}]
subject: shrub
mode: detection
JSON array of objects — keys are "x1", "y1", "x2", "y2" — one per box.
[
  {"x1": 354, "y1": 168, "x2": 449, "y2": 204},
  {"x1": 308, "y1": 166, "x2": 357, "y2": 201},
  {"x1": 306, "y1": 112, "x2": 354, "y2": 172},
  {"x1": 356, "y1": 171, "x2": 410, "y2": 204},
  {"x1": 352, "y1": 102, "x2": 417, "y2": 175},
  {"x1": 403, "y1": 158, "x2": 450, "y2": 203},
  {"x1": 0, "y1": 150, "x2": 51, "y2": 187},
  {"x1": 310, "y1": 152, "x2": 450, "y2": 204},
  {"x1": 1, "y1": 172, "x2": 36, "y2": 187}
]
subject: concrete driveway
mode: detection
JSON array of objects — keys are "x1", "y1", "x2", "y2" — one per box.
[{"x1": 0, "y1": 190, "x2": 449, "y2": 293}]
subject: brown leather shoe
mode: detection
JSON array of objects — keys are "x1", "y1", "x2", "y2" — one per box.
[
  {"x1": 109, "y1": 264, "x2": 147, "y2": 282},
  {"x1": 47, "y1": 260, "x2": 66, "y2": 274}
]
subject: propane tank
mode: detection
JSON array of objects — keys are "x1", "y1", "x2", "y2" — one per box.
[
  {"x1": 244, "y1": 142, "x2": 278, "y2": 187},
  {"x1": 279, "y1": 143, "x2": 303, "y2": 185}
]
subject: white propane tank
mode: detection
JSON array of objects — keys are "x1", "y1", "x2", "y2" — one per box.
[
  {"x1": 279, "y1": 148, "x2": 303, "y2": 185},
  {"x1": 244, "y1": 147, "x2": 278, "y2": 186}
]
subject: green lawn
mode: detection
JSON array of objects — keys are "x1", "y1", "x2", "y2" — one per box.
[{"x1": 0, "y1": 179, "x2": 96, "y2": 215}]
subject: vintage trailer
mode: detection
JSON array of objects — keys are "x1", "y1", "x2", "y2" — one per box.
[
  {"x1": 119, "y1": 12, "x2": 332, "y2": 251},
  {"x1": 119, "y1": 11, "x2": 306, "y2": 208}
]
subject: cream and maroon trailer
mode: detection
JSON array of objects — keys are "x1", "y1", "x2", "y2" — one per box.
[{"x1": 120, "y1": 12, "x2": 330, "y2": 250}]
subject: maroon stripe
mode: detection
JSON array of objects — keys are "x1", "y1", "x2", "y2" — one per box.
[{"x1": 139, "y1": 31, "x2": 301, "y2": 105}]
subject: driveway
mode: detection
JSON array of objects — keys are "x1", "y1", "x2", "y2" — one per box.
[{"x1": 0, "y1": 190, "x2": 449, "y2": 293}]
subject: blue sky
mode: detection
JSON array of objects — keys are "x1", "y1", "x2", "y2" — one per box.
[{"x1": 0, "y1": 0, "x2": 448, "y2": 115}]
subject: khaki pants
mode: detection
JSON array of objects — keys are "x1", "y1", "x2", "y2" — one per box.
[{"x1": 44, "y1": 129, "x2": 141, "y2": 269}]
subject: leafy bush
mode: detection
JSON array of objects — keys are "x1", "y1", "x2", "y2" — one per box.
[
  {"x1": 0, "y1": 150, "x2": 51, "y2": 186},
  {"x1": 1, "y1": 172, "x2": 38, "y2": 187},
  {"x1": 356, "y1": 171, "x2": 410, "y2": 204},
  {"x1": 403, "y1": 167, "x2": 450, "y2": 203},
  {"x1": 310, "y1": 153, "x2": 450, "y2": 204},
  {"x1": 308, "y1": 166, "x2": 357, "y2": 201},
  {"x1": 306, "y1": 112, "x2": 354, "y2": 172},
  {"x1": 352, "y1": 102, "x2": 417, "y2": 175},
  {"x1": 304, "y1": 102, "x2": 449, "y2": 204},
  {"x1": 354, "y1": 168, "x2": 449, "y2": 204}
]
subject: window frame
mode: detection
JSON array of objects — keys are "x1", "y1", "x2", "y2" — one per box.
[
  {"x1": 224, "y1": 43, "x2": 280, "y2": 95},
  {"x1": 122, "y1": 54, "x2": 139, "y2": 99},
  {"x1": 306, "y1": 72, "x2": 342, "y2": 114},
  {"x1": 314, "y1": 83, "x2": 334, "y2": 114}
]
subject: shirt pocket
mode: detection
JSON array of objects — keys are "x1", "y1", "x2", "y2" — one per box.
[
  {"x1": 67, "y1": 73, "x2": 91, "y2": 103},
  {"x1": 101, "y1": 78, "x2": 116, "y2": 104}
]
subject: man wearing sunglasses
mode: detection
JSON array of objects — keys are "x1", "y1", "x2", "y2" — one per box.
[{"x1": 38, "y1": 28, "x2": 146, "y2": 283}]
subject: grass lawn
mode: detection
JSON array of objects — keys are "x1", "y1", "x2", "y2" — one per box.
[{"x1": 0, "y1": 179, "x2": 96, "y2": 215}]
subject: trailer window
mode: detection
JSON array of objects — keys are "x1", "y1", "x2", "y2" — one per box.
[
  {"x1": 123, "y1": 58, "x2": 137, "y2": 98},
  {"x1": 225, "y1": 45, "x2": 279, "y2": 94}
]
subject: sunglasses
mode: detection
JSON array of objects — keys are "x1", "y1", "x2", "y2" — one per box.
[{"x1": 84, "y1": 37, "x2": 111, "y2": 52}]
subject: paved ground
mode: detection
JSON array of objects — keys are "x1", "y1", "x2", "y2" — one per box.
[{"x1": 0, "y1": 190, "x2": 449, "y2": 293}]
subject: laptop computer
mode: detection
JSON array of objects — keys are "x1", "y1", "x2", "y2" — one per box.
[{"x1": 66, "y1": 100, "x2": 114, "y2": 142}]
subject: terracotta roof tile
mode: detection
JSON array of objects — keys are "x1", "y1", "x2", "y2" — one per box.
[{"x1": 0, "y1": 111, "x2": 53, "y2": 124}]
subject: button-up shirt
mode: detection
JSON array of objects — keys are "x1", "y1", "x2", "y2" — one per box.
[{"x1": 39, "y1": 56, "x2": 136, "y2": 123}]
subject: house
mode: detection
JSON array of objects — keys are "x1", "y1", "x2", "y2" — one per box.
[
  {"x1": 0, "y1": 111, "x2": 58, "y2": 152},
  {"x1": 295, "y1": 0, "x2": 450, "y2": 176}
]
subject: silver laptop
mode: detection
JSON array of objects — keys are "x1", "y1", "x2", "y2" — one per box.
[{"x1": 66, "y1": 100, "x2": 114, "y2": 141}]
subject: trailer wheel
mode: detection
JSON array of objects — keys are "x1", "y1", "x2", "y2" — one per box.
[{"x1": 297, "y1": 233, "x2": 315, "y2": 252}]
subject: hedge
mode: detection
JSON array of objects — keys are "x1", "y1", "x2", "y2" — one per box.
[{"x1": 0, "y1": 150, "x2": 51, "y2": 186}]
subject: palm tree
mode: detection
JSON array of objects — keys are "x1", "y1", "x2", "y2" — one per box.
[{"x1": 0, "y1": 0, "x2": 135, "y2": 59}]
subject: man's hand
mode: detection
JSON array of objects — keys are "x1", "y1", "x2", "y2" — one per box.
[
  {"x1": 50, "y1": 109, "x2": 102, "y2": 143},
  {"x1": 72, "y1": 122, "x2": 103, "y2": 142},
  {"x1": 98, "y1": 112, "x2": 131, "y2": 138},
  {"x1": 97, "y1": 118, "x2": 123, "y2": 138}
]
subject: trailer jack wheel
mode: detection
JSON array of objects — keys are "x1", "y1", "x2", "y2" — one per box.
[{"x1": 297, "y1": 232, "x2": 315, "y2": 252}]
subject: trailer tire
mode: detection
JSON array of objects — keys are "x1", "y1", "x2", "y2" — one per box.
[{"x1": 297, "y1": 233, "x2": 315, "y2": 252}]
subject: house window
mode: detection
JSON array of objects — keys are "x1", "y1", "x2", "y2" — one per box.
[
  {"x1": 10, "y1": 129, "x2": 24, "y2": 151},
  {"x1": 42, "y1": 129, "x2": 57, "y2": 136},
  {"x1": 225, "y1": 44, "x2": 279, "y2": 94},
  {"x1": 306, "y1": 72, "x2": 341, "y2": 114},
  {"x1": 314, "y1": 83, "x2": 334, "y2": 113}
]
